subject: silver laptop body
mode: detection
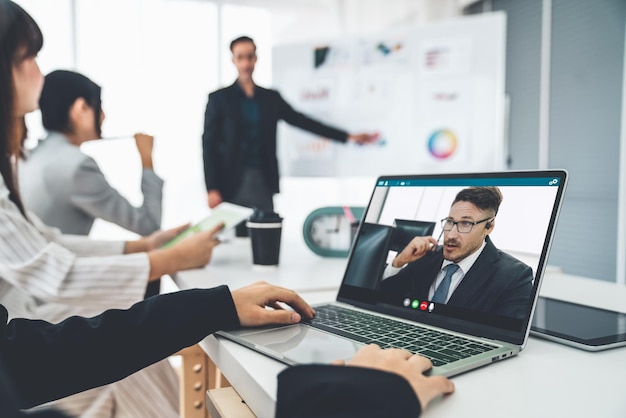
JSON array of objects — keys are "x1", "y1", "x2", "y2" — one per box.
[{"x1": 217, "y1": 170, "x2": 567, "y2": 377}]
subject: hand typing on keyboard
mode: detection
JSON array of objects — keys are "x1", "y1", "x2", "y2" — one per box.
[{"x1": 332, "y1": 344, "x2": 455, "y2": 410}]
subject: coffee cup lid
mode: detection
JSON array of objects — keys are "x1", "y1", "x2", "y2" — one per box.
[{"x1": 249, "y1": 209, "x2": 282, "y2": 223}]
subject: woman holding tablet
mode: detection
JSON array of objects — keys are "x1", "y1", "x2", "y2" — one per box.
[{"x1": 0, "y1": 3, "x2": 224, "y2": 414}]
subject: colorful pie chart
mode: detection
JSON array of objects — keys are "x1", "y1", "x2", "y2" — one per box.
[{"x1": 427, "y1": 129, "x2": 458, "y2": 159}]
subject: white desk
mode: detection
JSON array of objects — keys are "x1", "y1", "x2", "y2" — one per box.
[
  {"x1": 176, "y1": 238, "x2": 626, "y2": 418},
  {"x1": 174, "y1": 231, "x2": 348, "y2": 294}
]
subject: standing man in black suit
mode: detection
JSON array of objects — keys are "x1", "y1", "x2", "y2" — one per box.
[
  {"x1": 380, "y1": 187, "x2": 533, "y2": 319},
  {"x1": 202, "y1": 36, "x2": 378, "y2": 212}
]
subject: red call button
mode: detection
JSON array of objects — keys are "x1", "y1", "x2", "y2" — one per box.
[{"x1": 419, "y1": 301, "x2": 428, "y2": 311}]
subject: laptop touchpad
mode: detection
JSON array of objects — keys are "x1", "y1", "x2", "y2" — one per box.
[{"x1": 241, "y1": 325, "x2": 364, "y2": 364}]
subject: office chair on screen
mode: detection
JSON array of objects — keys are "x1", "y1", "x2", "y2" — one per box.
[{"x1": 389, "y1": 219, "x2": 436, "y2": 252}]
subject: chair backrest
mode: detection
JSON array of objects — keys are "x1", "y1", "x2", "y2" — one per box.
[
  {"x1": 343, "y1": 222, "x2": 394, "y2": 290},
  {"x1": 389, "y1": 219, "x2": 436, "y2": 252}
]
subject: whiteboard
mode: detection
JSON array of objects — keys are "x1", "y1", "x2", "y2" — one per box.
[{"x1": 273, "y1": 12, "x2": 507, "y2": 177}]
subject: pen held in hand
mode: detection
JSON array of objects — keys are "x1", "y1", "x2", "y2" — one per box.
[
  {"x1": 100, "y1": 135, "x2": 133, "y2": 141},
  {"x1": 432, "y1": 229, "x2": 444, "y2": 252}
]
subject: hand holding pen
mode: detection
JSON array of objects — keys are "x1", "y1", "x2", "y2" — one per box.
[
  {"x1": 133, "y1": 133, "x2": 154, "y2": 169},
  {"x1": 100, "y1": 133, "x2": 155, "y2": 170}
]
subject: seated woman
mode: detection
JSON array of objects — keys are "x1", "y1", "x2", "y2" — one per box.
[
  {"x1": 1, "y1": 8, "x2": 221, "y2": 415},
  {"x1": 19, "y1": 70, "x2": 163, "y2": 237}
]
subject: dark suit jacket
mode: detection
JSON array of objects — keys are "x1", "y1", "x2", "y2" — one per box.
[
  {"x1": 380, "y1": 236, "x2": 533, "y2": 319},
  {"x1": 202, "y1": 82, "x2": 348, "y2": 199},
  {"x1": 0, "y1": 286, "x2": 421, "y2": 418}
]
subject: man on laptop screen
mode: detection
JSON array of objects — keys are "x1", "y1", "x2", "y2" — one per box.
[{"x1": 380, "y1": 186, "x2": 533, "y2": 319}]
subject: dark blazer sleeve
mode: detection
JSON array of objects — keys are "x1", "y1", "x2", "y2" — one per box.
[
  {"x1": 274, "y1": 91, "x2": 349, "y2": 143},
  {"x1": 1, "y1": 286, "x2": 239, "y2": 410},
  {"x1": 276, "y1": 365, "x2": 422, "y2": 418},
  {"x1": 202, "y1": 92, "x2": 223, "y2": 191}
]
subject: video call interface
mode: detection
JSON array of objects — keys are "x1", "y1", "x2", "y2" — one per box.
[{"x1": 339, "y1": 176, "x2": 562, "y2": 332}]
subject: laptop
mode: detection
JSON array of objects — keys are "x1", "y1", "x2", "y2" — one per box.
[{"x1": 217, "y1": 170, "x2": 567, "y2": 377}]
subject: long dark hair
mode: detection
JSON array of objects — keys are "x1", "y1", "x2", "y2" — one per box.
[{"x1": 0, "y1": 0, "x2": 43, "y2": 217}]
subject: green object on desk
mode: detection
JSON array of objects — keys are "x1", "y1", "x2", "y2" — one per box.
[
  {"x1": 302, "y1": 206, "x2": 365, "y2": 257},
  {"x1": 161, "y1": 203, "x2": 253, "y2": 249}
]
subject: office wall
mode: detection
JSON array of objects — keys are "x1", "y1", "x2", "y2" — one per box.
[
  {"x1": 548, "y1": 0, "x2": 624, "y2": 283},
  {"x1": 466, "y1": 0, "x2": 626, "y2": 282}
]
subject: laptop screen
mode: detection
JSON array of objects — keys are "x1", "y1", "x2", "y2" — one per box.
[{"x1": 337, "y1": 170, "x2": 567, "y2": 345}]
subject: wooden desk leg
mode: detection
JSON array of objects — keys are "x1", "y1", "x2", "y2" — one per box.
[
  {"x1": 208, "y1": 357, "x2": 231, "y2": 390},
  {"x1": 177, "y1": 345, "x2": 210, "y2": 418},
  {"x1": 177, "y1": 345, "x2": 232, "y2": 418}
]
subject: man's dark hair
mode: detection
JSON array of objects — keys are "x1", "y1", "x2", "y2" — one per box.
[
  {"x1": 452, "y1": 186, "x2": 503, "y2": 216},
  {"x1": 230, "y1": 36, "x2": 256, "y2": 53}
]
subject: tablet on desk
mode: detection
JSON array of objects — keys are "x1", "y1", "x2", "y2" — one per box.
[
  {"x1": 530, "y1": 296, "x2": 626, "y2": 351},
  {"x1": 161, "y1": 202, "x2": 254, "y2": 249}
]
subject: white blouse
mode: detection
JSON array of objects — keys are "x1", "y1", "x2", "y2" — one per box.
[{"x1": 0, "y1": 176, "x2": 150, "y2": 323}]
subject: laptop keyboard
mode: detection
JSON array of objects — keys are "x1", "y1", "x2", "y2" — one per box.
[{"x1": 306, "y1": 304, "x2": 498, "y2": 367}]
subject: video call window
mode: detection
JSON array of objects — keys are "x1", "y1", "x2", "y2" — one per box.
[
  {"x1": 342, "y1": 177, "x2": 560, "y2": 330},
  {"x1": 365, "y1": 182, "x2": 558, "y2": 276}
]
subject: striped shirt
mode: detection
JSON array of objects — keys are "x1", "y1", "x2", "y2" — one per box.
[
  {"x1": 0, "y1": 176, "x2": 148, "y2": 322},
  {"x1": 1, "y1": 177, "x2": 180, "y2": 417}
]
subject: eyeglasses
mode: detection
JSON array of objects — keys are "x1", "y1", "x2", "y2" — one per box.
[{"x1": 440, "y1": 217, "x2": 493, "y2": 234}]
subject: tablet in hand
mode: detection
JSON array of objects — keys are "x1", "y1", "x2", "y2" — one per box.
[{"x1": 161, "y1": 202, "x2": 254, "y2": 248}]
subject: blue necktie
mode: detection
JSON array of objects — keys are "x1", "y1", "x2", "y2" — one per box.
[{"x1": 432, "y1": 264, "x2": 459, "y2": 303}]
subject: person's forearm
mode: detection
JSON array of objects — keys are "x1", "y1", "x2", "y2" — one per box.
[
  {"x1": 124, "y1": 240, "x2": 167, "y2": 280},
  {"x1": 124, "y1": 238, "x2": 150, "y2": 254},
  {"x1": 140, "y1": 155, "x2": 154, "y2": 169},
  {"x1": 278, "y1": 94, "x2": 348, "y2": 142},
  {"x1": 146, "y1": 247, "x2": 184, "y2": 279}
]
